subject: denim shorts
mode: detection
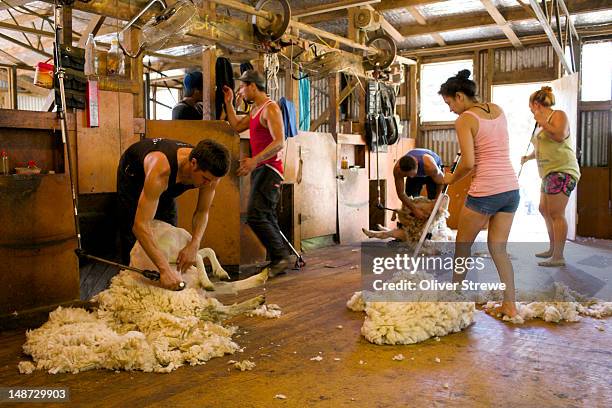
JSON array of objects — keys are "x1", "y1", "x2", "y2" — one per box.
[{"x1": 465, "y1": 189, "x2": 520, "y2": 216}]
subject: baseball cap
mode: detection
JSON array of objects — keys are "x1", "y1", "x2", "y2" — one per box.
[
  {"x1": 184, "y1": 70, "x2": 203, "y2": 94},
  {"x1": 236, "y1": 70, "x2": 266, "y2": 89}
]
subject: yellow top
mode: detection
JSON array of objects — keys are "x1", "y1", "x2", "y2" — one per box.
[{"x1": 531, "y1": 111, "x2": 580, "y2": 182}]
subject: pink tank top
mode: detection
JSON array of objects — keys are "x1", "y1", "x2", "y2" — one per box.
[
  {"x1": 463, "y1": 110, "x2": 518, "y2": 197},
  {"x1": 249, "y1": 100, "x2": 283, "y2": 176}
]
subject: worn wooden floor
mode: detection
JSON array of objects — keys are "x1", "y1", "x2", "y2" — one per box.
[{"x1": 0, "y1": 245, "x2": 610, "y2": 408}]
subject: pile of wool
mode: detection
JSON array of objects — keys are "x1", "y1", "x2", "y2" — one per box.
[
  {"x1": 483, "y1": 282, "x2": 612, "y2": 324},
  {"x1": 20, "y1": 270, "x2": 264, "y2": 374},
  {"x1": 347, "y1": 271, "x2": 475, "y2": 345},
  {"x1": 393, "y1": 195, "x2": 452, "y2": 243}
]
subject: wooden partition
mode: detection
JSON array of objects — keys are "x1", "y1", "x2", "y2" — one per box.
[
  {"x1": 294, "y1": 132, "x2": 338, "y2": 240},
  {"x1": 0, "y1": 110, "x2": 79, "y2": 315},
  {"x1": 368, "y1": 138, "x2": 416, "y2": 227},
  {"x1": 76, "y1": 91, "x2": 139, "y2": 193},
  {"x1": 146, "y1": 120, "x2": 241, "y2": 266},
  {"x1": 577, "y1": 168, "x2": 612, "y2": 238}
]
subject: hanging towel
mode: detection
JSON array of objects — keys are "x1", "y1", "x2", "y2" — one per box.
[
  {"x1": 298, "y1": 77, "x2": 310, "y2": 131},
  {"x1": 215, "y1": 57, "x2": 234, "y2": 120},
  {"x1": 279, "y1": 97, "x2": 298, "y2": 139}
]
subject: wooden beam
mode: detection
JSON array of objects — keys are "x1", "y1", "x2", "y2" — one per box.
[
  {"x1": 0, "y1": 32, "x2": 52, "y2": 58},
  {"x1": 0, "y1": 0, "x2": 32, "y2": 11},
  {"x1": 363, "y1": 5, "x2": 404, "y2": 43},
  {"x1": 529, "y1": 0, "x2": 572, "y2": 73},
  {"x1": 406, "y1": 6, "x2": 446, "y2": 46},
  {"x1": 399, "y1": 0, "x2": 612, "y2": 37},
  {"x1": 480, "y1": 0, "x2": 522, "y2": 47},
  {"x1": 300, "y1": 0, "x2": 445, "y2": 24},
  {"x1": 294, "y1": 0, "x2": 380, "y2": 18},
  {"x1": 76, "y1": 16, "x2": 105, "y2": 48},
  {"x1": 375, "y1": 0, "x2": 445, "y2": 12}
]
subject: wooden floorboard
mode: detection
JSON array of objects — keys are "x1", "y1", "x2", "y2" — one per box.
[{"x1": 0, "y1": 244, "x2": 610, "y2": 407}]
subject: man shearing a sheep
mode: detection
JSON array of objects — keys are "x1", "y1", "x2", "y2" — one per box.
[
  {"x1": 393, "y1": 148, "x2": 445, "y2": 219},
  {"x1": 116, "y1": 138, "x2": 231, "y2": 290}
]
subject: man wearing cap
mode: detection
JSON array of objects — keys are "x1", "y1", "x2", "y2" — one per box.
[
  {"x1": 172, "y1": 70, "x2": 203, "y2": 120},
  {"x1": 222, "y1": 70, "x2": 290, "y2": 277}
]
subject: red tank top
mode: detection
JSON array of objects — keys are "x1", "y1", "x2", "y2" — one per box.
[{"x1": 249, "y1": 100, "x2": 283, "y2": 176}]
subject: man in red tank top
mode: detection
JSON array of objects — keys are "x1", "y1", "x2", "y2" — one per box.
[{"x1": 222, "y1": 70, "x2": 290, "y2": 276}]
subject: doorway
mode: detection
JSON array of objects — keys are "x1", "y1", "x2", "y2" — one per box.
[{"x1": 492, "y1": 82, "x2": 549, "y2": 242}]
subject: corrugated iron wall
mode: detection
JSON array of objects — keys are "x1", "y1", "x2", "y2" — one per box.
[
  {"x1": 418, "y1": 128, "x2": 459, "y2": 167},
  {"x1": 310, "y1": 77, "x2": 329, "y2": 132},
  {"x1": 579, "y1": 109, "x2": 611, "y2": 167},
  {"x1": 268, "y1": 72, "x2": 286, "y2": 102},
  {"x1": 494, "y1": 44, "x2": 555, "y2": 73},
  {"x1": 477, "y1": 50, "x2": 489, "y2": 100},
  {"x1": 17, "y1": 94, "x2": 46, "y2": 111}
]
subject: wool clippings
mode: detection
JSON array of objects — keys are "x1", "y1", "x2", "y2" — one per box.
[
  {"x1": 348, "y1": 272, "x2": 475, "y2": 345},
  {"x1": 246, "y1": 304, "x2": 282, "y2": 319},
  {"x1": 233, "y1": 360, "x2": 256, "y2": 371},
  {"x1": 20, "y1": 271, "x2": 263, "y2": 374}
]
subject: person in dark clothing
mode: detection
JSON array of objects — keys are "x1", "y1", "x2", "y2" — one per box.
[
  {"x1": 221, "y1": 70, "x2": 290, "y2": 277},
  {"x1": 172, "y1": 71, "x2": 203, "y2": 120},
  {"x1": 117, "y1": 138, "x2": 230, "y2": 290},
  {"x1": 393, "y1": 148, "x2": 445, "y2": 219}
]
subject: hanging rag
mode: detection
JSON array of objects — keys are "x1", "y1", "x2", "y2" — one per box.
[
  {"x1": 298, "y1": 77, "x2": 310, "y2": 131},
  {"x1": 279, "y1": 97, "x2": 298, "y2": 139},
  {"x1": 215, "y1": 57, "x2": 234, "y2": 120}
]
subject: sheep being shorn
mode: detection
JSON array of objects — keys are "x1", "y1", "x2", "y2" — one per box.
[
  {"x1": 348, "y1": 271, "x2": 475, "y2": 345},
  {"x1": 20, "y1": 221, "x2": 271, "y2": 375},
  {"x1": 362, "y1": 195, "x2": 453, "y2": 245},
  {"x1": 21, "y1": 271, "x2": 266, "y2": 374}
]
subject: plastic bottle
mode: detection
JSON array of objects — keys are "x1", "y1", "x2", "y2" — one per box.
[
  {"x1": 1, "y1": 150, "x2": 8, "y2": 175},
  {"x1": 107, "y1": 38, "x2": 122, "y2": 76},
  {"x1": 84, "y1": 34, "x2": 97, "y2": 77},
  {"x1": 341, "y1": 156, "x2": 349, "y2": 169}
]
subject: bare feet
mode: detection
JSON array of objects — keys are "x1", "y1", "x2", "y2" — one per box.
[
  {"x1": 535, "y1": 250, "x2": 553, "y2": 258},
  {"x1": 488, "y1": 301, "x2": 518, "y2": 319},
  {"x1": 538, "y1": 258, "x2": 566, "y2": 267}
]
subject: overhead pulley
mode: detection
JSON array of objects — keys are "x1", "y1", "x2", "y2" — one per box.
[
  {"x1": 252, "y1": 0, "x2": 292, "y2": 43},
  {"x1": 363, "y1": 32, "x2": 397, "y2": 71}
]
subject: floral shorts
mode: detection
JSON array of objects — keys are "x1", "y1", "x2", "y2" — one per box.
[{"x1": 541, "y1": 172, "x2": 577, "y2": 196}]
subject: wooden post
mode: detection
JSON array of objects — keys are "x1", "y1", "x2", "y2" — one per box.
[
  {"x1": 284, "y1": 64, "x2": 299, "y2": 128},
  {"x1": 329, "y1": 73, "x2": 340, "y2": 140},
  {"x1": 129, "y1": 28, "x2": 145, "y2": 118},
  {"x1": 8, "y1": 66, "x2": 17, "y2": 109},
  {"x1": 202, "y1": 47, "x2": 216, "y2": 120},
  {"x1": 61, "y1": 5, "x2": 72, "y2": 46},
  {"x1": 409, "y1": 61, "x2": 419, "y2": 142},
  {"x1": 486, "y1": 48, "x2": 494, "y2": 101},
  {"x1": 347, "y1": 8, "x2": 366, "y2": 133}
]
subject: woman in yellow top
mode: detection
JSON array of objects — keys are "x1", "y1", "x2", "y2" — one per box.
[{"x1": 521, "y1": 86, "x2": 580, "y2": 267}]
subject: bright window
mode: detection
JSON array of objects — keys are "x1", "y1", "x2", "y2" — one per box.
[
  {"x1": 581, "y1": 41, "x2": 612, "y2": 101},
  {"x1": 420, "y1": 59, "x2": 474, "y2": 122}
]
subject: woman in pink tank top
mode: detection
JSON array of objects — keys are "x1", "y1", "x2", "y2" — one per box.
[{"x1": 439, "y1": 70, "x2": 520, "y2": 319}]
